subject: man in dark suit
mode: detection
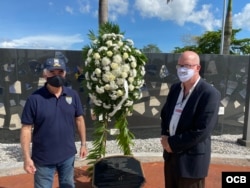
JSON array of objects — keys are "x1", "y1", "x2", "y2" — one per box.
[{"x1": 160, "y1": 51, "x2": 221, "y2": 188}]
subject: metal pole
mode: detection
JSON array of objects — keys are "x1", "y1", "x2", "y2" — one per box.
[
  {"x1": 237, "y1": 55, "x2": 250, "y2": 147},
  {"x1": 220, "y1": 0, "x2": 227, "y2": 55}
]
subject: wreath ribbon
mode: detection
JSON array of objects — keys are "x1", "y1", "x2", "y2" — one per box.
[{"x1": 109, "y1": 80, "x2": 128, "y2": 117}]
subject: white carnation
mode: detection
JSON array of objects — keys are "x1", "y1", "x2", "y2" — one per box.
[
  {"x1": 87, "y1": 57, "x2": 92, "y2": 62},
  {"x1": 116, "y1": 78, "x2": 124, "y2": 86},
  {"x1": 95, "y1": 60, "x2": 100, "y2": 66},
  {"x1": 91, "y1": 73, "x2": 98, "y2": 81},
  {"x1": 103, "y1": 66, "x2": 110, "y2": 71},
  {"x1": 87, "y1": 82, "x2": 92, "y2": 90},
  {"x1": 121, "y1": 72, "x2": 128, "y2": 78},
  {"x1": 113, "y1": 54, "x2": 122, "y2": 64},
  {"x1": 103, "y1": 103, "x2": 111, "y2": 109},
  {"x1": 110, "y1": 81, "x2": 118, "y2": 90},
  {"x1": 125, "y1": 100, "x2": 134, "y2": 106},
  {"x1": 102, "y1": 57, "x2": 111, "y2": 66},
  {"x1": 98, "y1": 46, "x2": 108, "y2": 52},
  {"x1": 95, "y1": 68, "x2": 102, "y2": 75},
  {"x1": 123, "y1": 52, "x2": 129, "y2": 60},
  {"x1": 131, "y1": 61, "x2": 137, "y2": 68},
  {"x1": 106, "y1": 40, "x2": 112, "y2": 47},
  {"x1": 107, "y1": 50, "x2": 113, "y2": 57},
  {"x1": 87, "y1": 48, "x2": 93, "y2": 56},
  {"x1": 129, "y1": 84, "x2": 135, "y2": 91},
  {"x1": 141, "y1": 66, "x2": 146, "y2": 76},
  {"x1": 128, "y1": 77, "x2": 134, "y2": 83},
  {"x1": 121, "y1": 64, "x2": 130, "y2": 73},
  {"x1": 126, "y1": 39, "x2": 134, "y2": 46},
  {"x1": 110, "y1": 92, "x2": 118, "y2": 100},
  {"x1": 104, "y1": 84, "x2": 111, "y2": 90},
  {"x1": 96, "y1": 85, "x2": 105, "y2": 94},
  {"x1": 103, "y1": 72, "x2": 115, "y2": 82},
  {"x1": 93, "y1": 53, "x2": 101, "y2": 60},
  {"x1": 111, "y1": 62, "x2": 119, "y2": 70},
  {"x1": 123, "y1": 45, "x2": 131, "y2": 52},
  {"x1": 135, "y1": 49, "x2": 142, "y2": 54},
  {"x1": 118, "y1": 41, "x2": 123, "y2": 46},
  {"x1": 85, "y1": 72, "x2": 89, "y2": 80},
  {"x1": 117, "y1": 90, "x2": 123, "y2": 97},
  {"x1": 130, "y1": 69, "x2": 137, "y2": 77}
]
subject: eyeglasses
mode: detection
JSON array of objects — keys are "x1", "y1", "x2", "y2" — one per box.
[{"x1": 176, "y1": 64, "x2": 199, "y2": 69}]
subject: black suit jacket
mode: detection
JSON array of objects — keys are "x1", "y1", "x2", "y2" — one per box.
[{"x1": 161, "y1": 78, "x2": 221, "y2": 178}]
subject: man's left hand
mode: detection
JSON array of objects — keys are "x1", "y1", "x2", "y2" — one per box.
[{"x1": 161, "y1": 135, "x2": 172, "y2": 153}]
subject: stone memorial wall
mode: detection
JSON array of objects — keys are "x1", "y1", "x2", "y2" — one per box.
[{"x1": 0, "y1": 48, "x2": 249, "y2": 142}]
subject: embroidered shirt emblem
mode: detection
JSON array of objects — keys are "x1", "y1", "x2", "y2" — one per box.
[{"x1": 65, "y1": 96, "x2": 72, "y2": 104}]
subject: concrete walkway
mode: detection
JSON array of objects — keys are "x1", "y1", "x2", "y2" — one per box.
[{"x1": 1, "y1": 154, "x2": 250, "y2": 188}]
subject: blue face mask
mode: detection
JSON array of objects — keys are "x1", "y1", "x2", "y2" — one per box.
[
  {"x1": 177, "y1": 67, "x2": 195, "y2": 82},
  {"x1": 47, "y1": 75, "x2": 65, "y2": 87}
]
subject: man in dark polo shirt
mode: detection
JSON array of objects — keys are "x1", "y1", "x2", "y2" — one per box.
[{"x1": 20, "y1": 58, "x2": 88, "y2": 188}]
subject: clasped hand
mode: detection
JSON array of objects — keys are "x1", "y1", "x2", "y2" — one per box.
[{"x1": 160, "y1": 135, "x2": 172, "y2": 153}]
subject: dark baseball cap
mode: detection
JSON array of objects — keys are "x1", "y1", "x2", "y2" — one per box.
[{"x1": 45, "y1": 58, "x2": 66, "y2": 71}]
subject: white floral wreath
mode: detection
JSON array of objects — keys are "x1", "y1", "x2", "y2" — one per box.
[{"x1": 84, "y1": 32, "x2": 147, "y2": 119}]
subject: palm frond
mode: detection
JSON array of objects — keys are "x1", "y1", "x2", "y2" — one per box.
[{"x1": 99, "y1": 22, "x2": 124, "y2": 35}]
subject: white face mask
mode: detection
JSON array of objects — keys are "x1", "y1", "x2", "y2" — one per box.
[{"x1": 177, "y1": 67, "x2": 195, "y2": 82}]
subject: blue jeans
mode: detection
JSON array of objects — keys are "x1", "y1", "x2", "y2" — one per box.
[{"x1": 34, "y1": 156, "x2": 75, "y2": 188}]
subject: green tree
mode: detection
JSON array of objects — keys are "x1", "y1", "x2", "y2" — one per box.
[
  {"x1": 172, "y1": 29, "x2": 250, "y2": 55},
  {"x1": 166, "y1": 0, "x2": 233, "y2": 54},
  {"x1": 142, "y1": 44, "x2": 162, "y2": 53}
]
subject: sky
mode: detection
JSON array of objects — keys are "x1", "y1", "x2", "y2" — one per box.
[{"x1": 0, "y1": 0, "x2": 250, "y2": 53}]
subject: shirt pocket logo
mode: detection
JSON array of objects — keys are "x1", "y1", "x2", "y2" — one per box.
[{"x1": 65, "y1": 96, "x2": 72, "y2": 104}]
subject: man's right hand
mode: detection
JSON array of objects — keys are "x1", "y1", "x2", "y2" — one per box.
[{"x1": 24, "y1": 158, "x2": 36, "y2": 174}]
